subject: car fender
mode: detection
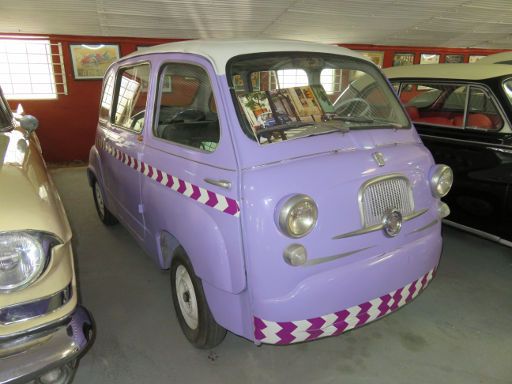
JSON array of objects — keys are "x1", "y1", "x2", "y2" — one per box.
[
  {"x1": 148, "y1": 190, "x2": 246, "y2": 294},
  {"x1": 87, "y1": 145, "x2": 112, "y2": 209}
]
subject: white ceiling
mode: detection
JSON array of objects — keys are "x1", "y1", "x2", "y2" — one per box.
[{"x1": 1, "y1": 0, "x2": 512, "y2": 48}]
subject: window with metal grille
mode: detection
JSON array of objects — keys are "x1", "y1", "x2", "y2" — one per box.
[{"x1": 0, "y1": 38, "x2": 67, "y2": 100}]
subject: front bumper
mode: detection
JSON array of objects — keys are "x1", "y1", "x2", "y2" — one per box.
[
  {"x1": 0, "y1": 306, "x2": 94, "y2": 384},
  {"x1": 254, "y1": 267, "x2": 436, "y2": 344}
]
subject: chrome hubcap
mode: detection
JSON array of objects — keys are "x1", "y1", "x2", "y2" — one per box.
[
  {"x1": 94, "y1": 184, "x2": 105, "y2": 218},
  {"x1": 175, "y1": 265, "x2": 198, "y2": 330}
]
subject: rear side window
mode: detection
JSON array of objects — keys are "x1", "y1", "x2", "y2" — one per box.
[
  {"x1": 99, "y1": 73, "x2": 114, "y2": 121},
  {"x1": 397, "y1": 81, "x2": 503, "y2": 131},
  {"x1": 154, "y1": 63, "x2": 219, "y2": 152},
  {"x1": 112, "y1": 63, "x2": 150, "y2": 133}
]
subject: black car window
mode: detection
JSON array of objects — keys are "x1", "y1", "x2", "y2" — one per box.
[
  {"x1": 463, "y1": 87, "x2": 503, "y2": 130},
  {"x1": 503, "y1": 79, "x2": 512, "y2": 106},
  {"x1": 153, "y1": 63, "x2": 219, "y2": 153},
  {"x1": 397, "y1": 81, "x2": 504, "y2": 131}
]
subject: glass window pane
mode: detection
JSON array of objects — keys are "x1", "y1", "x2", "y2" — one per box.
[
  {"x1": 154, "y1": 63, "x2": 219, "y2": 152},
  {"x1": 0, "y1": 39, "x2": 57, "y2": 100},
  {"x1": 113, "y1": 64, "x2": 150, "y2": 132},
  {"x1": 100, "y1": 73, "x2": 115, "y2": 121},
  {"x1": 465, "y1": 87, "x2": 503, "y2": 130}
]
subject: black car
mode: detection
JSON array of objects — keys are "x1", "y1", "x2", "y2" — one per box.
[{"x1": 384, "y1": 63, "x2": 512, "y2": 245}]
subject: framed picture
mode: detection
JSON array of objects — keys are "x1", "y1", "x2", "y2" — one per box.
[
  {"x1": 469, "y1": 55, "x2": 486, "y2": 63},
  {"x1": 420, "y1": 53, "x2": 440, "y2": 65},
  {"x1": 359, "y1": 51, "x2": 385, "y2": 68},
  {"x1": 393, "y1": 53, "x2": 415, "y2": 67},
  {"x1": 136, "y1": 45, "x2": 153, "y2": 52},
  {"x1": 445, "y1": 54, "x2": 464, "y2": 63},
  {"x1": 69, "y1": 44, "x2": 120, "y2": 80}
]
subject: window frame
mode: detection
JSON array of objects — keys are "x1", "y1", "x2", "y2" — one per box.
[
  {"x1": 0, "y1": 39, "x2": 63, "y2": 100},
  {"x1": 151, "y1": 60, "x2": 221, "y2": 154},
  {"x1": 396, "y1": 80, "x2": 510, "y2": 132},
  {"x1": 98, "y1": 70, "x2": 115, "y2": 123},
  {"x1": 110, "y1": 61, "x2": 152, "y2": 134}
]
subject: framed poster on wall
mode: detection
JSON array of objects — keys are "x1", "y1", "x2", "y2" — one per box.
[
  {"x1": 420, "y1": 53, "x2": 440, "y2": 64},
  {"x1": 393, "y1": 53, "x2": 415, "y2": 66},
  {"x1": 358, "y1": 51, "x2": 385, "y2": 68},
  {"x1": 445, "y1": 54, "x2": 464, "y2": 63},
  {"x1": 69, "y1": 44, "x2": 120, "y2": 80},
  {"x1": 469, "y1": 55, "x2": 486, "y2": 63}
]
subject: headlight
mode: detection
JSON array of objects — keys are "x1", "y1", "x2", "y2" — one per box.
[
  {"x1": 0, "y1": 231, "x2": 59, "y2": 292},
  {"x1": 430, "y1": 164, "x2": 453, "y2": 198},
  {"x1": 278, "y1": 194, "x2": 318, "y2": 238}
]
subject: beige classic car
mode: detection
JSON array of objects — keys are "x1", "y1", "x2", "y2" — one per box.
[{"x1": 0, "y1": 87, "x2": 94, "y2": 384}]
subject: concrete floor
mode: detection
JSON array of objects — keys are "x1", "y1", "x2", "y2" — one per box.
[{"x1": 50, "y1": 167, "x2": 512, "y2": 384}]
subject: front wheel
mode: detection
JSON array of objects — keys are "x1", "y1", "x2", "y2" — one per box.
[
  {"x1": 171, "y1": 248, "x2": 226, "y2": 349},
  {"x1": 92, "y1": 180, "x2": 118, "y2": 226}
]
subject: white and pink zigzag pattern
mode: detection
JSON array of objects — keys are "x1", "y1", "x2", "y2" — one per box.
[
  {"x1": 254, "y1": 267, "x2": 436, "y2": 344},
  {"x1": 96, "y1": 138, "x2": 240, "y2": 217}
]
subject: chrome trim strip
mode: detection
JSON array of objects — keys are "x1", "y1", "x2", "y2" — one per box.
[
  {"x1": 0, "y1": 284, "x2": 72, "y2": 325},
  {"x1": 304, "y1": 246, "x2": 374, "y2": 266},
  {"x1": 0, "y1": 306, "x2": 94, "y2": 384},
  {"x1": 408, "y1": 219, "x2": 439, "y2": 235},
  {"x1": 443, "y1": 220, "x2": 512, "y2": 248},
  {"x1": 404, "y1": 208, "x2": 429, "y2": 221},
  {"x1": 486, "y1": 146, "x2": 512, "y2": 155},
  {"x1": 332, "y1": 208, "x2": 428, "y2": 240},
  {"x1": 420, "y1": 134, "x2": 511, "y2": 150}
]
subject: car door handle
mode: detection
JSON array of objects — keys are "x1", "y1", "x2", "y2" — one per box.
[{"x1": 204, "y1": 178, "x2": 231, "y2": 190}]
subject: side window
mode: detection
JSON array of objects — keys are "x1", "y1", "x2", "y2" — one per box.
[
  {"x1": 112, "y1": 64, "x2": 150, "y2": 132},
  {"x1": 154, "y1": 63, "x2": 219, "y2": 152},
  {"x1": 463, "y1": 87, "x2": 503, "y2": 130},
  {"x1": 399, "y1": 82, "x2": 464, "y2": 128},
  {"x1": 99, "y1": 72, "x2": 115, "y2": 121}
]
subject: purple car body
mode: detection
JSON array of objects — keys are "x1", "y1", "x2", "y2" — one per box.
[{"x1": 88, "y1": 39, "x2": 450, "y2": 346}]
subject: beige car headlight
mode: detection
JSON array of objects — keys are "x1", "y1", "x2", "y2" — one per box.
[
  {"x1": 0, "y1": 231, "x2": 59, "y2": 292},
  {"x1": 278, "y1": 194, "x2": 318, "y2": 238},
  {"x1": 430, "y1": 164, "x2": 453, "y2": 198}
]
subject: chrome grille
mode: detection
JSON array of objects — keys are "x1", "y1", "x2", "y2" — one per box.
[{"x1": 359, "y1": 175, "x2": 414, "y2": 227}]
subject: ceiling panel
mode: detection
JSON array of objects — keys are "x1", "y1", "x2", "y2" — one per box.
[{"x1": 0, "y1": 0, "x2": 510, "y2": 49}]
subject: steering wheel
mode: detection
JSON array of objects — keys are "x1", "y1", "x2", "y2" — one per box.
[
  {"x1": 168, "y1": 109, "x2": 206, "y2": 124},
  {"x1": 335, "y1": 98, "x2": 371, "y2": 117}
]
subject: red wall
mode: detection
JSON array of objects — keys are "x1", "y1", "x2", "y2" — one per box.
[
  {"x1": 5, "y1": 34, "x2": 181, "y2": 163},
  {"x1": 3, "y1": 33, "x2": 507, "y2": 163}
]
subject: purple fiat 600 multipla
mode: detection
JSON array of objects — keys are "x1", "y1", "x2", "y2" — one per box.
[{"x1": 88, "y1": 39, "x2": 452, "y2": 348}]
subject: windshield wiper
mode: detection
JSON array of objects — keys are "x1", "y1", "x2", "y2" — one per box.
[
  {"x1": 256, "y1": 122, "x2": 348, "y2": 138},
  {"x1": 332, "y1": 115, "x2": 375, "y2": 123}
]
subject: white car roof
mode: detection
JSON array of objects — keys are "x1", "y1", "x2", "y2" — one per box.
[
  {"x1": 383, "y1": 63, "x2": 512, "y2": 81},
  {"x1": 123, "y1": 38, "x2": 367, "y2": 74},
  {"x1": 477, "y1": 51, "x2": 512, "y2": 64}
]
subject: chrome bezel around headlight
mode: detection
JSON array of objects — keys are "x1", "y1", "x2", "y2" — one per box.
[
  {"x1": 430, "y1": 164, "x2": 453, "y2": 198},
  {"x1": 277, "y1": 194, "x2": 318, "y2": 238},
  {"x1": 0, "y1": 231, "x2": 61, "y2": 292}
]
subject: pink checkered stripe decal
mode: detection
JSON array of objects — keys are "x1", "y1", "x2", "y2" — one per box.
[
  {"x1": 96, "y1": 138, "x2": 240, "y2": 217},
  {"x1": 254, "y1": 267, "x2": 436, "y2": 344}
]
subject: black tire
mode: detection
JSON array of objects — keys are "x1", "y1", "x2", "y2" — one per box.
[
  {"x1": 92, "y1": 180, "x2": 118, "y2": 226},
  {"x1": 170, "y1": 247, "x2": 226, "y2": 349}
]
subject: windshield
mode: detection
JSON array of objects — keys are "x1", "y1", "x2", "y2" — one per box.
[{"x1": 227, "y1": 52, "x2": 409, "y2": 145}]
